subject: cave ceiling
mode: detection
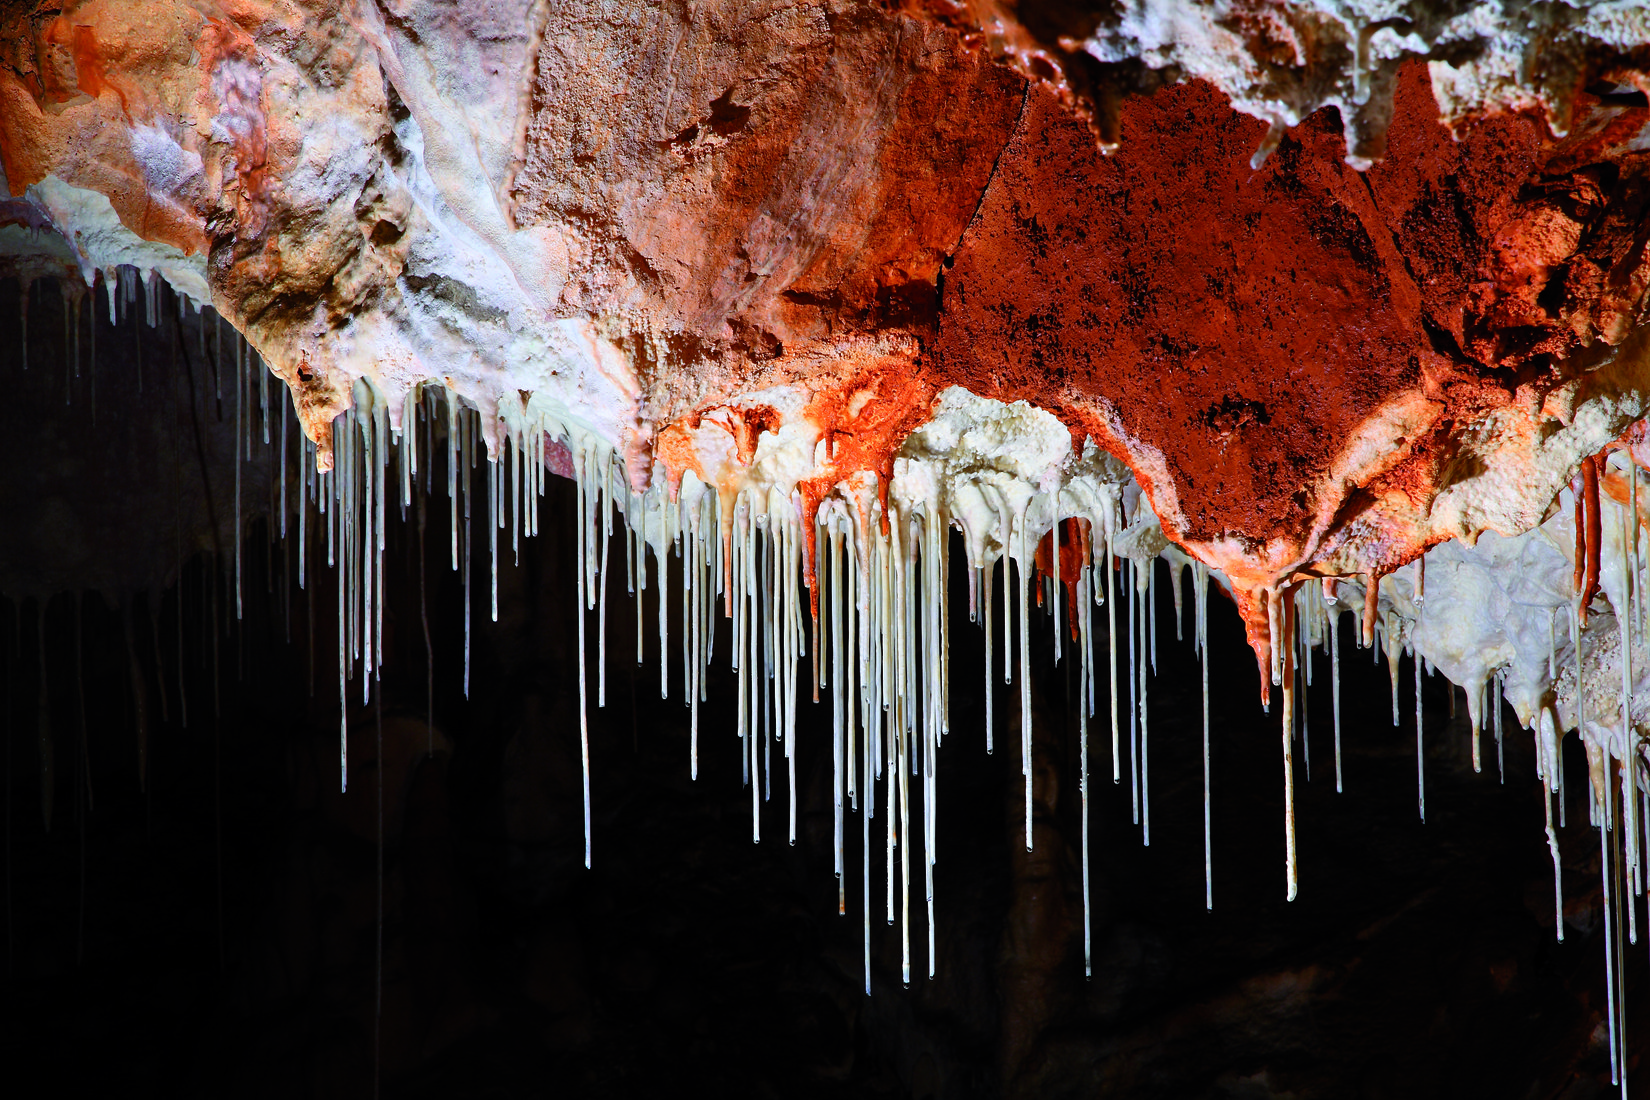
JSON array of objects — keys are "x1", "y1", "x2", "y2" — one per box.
[
  {"x1": 6, "y1": 0, "x2": 1650, "y2": 939},
  {"x1": 6, "y1": 1, "x2": 1650, "y2": 640}
]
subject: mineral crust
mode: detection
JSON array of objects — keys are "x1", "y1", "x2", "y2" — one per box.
[{"x1": 2, "y1": 0, "x2": 1650, "y2": 681}]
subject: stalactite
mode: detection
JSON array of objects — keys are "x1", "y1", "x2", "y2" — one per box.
[
  {"x1": 334, "y1": 424, "x2": 348, "y2": 792},
  {"x1": 1362, "y1": 572, "x2": 1380, "y2": 649},
  {"x1": 1298, "y1": 593, "x2": 1310, "y2": 783},
  {"x1": 1600, "y1": 735, "x2": 1622, "y2": 1087},
  {"x1": 882, "y1": 516, "x2": 895, "y2": 927},
  {"x1": 1129, "y1": 558, "x2": 1139, "y2": 826},
  {"x1": 1415, "y1": 644, "x2": 1425, "y2": 823},
  {"x1": 831, "y1": 517, "x2": 846, "y2": 915},
  {"x1": 1149, "y1": 555, "x2": 1158, "y2": 674},
  {"x1": 862, "y1": 525, "x2": 873, "y2": 997},
  {"x1": 1279, "y1": 587, "x2": 1298, "y2": 901},
  {"x1": 1539, "y1": 707, "x2": 1566, "y2": 943},
  {"x1": 688, "y1": 489, "x2": 701, "y2": 781},
  {"x1": 742, "y1": 499, "x2": 757, "y2": 832},
  {"x1": 787, "y1": 499, "x2": 801, "y2": 846},
  {"x1": 575, "y1": 444, "x2": 593, "y2": 868},
  {"x1": 1493, "y1": 671, "x2": 1504, "y2": 785},
  {"x1": 1139, "y1": 557, "x2": 1151, "y2": 845},
  {"x1": 1330, "y1": 591, "x2": 1343, "y2": 794},
  {"x1": 1198, "y1": 562, "x2": 1212, "y2": 909},
  {"x1": 1017, "y1": 513, "x2": 1032, "y2": 853},
  {"x1": 1582, "y1": 456, "x2": 1603, "y2": 625},
  {"x1": 1107, "y1": 527, "x2": 1120, "y2": 786},
  {"x1": 1079, "y1": 558, "x2": 1094, "y2": 973},
  {"x1": 896, "y1": 509, "x2": 912, "y2": 985},
  {"x1": 1052, "y1": 497, "x2": 1062, "y2": 665},
  {"x1": 598, "y1": 456, "x2": 611, "y2": 709},
  {"x1": 36, "y1": 297, "x2": 1640, "y2": 1020},
  {"x1": 234, "y1": 335, "x2": 243, "y2": 621},
  {"x1": 984, "y1": 555, "x2": 994, "y2": 755}
]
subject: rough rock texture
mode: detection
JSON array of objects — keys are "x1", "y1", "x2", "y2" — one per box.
[
  {"x1": 933, "y1": 62, "x2": 1650, "y2": 665},
  {"x1": 7, "y1": 6, "x2": 1650, "y2": 1093},
  {"x1": 952, "y1": 0, "x2": 1650, "y2": 166},
  {"x1": 2, "y1": 0, "x2": 1650, "y2": 661}
]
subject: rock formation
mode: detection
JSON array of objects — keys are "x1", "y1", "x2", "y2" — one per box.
[{"x1": 5, "y1": 0, "x2": 1650, "y2": 1082}]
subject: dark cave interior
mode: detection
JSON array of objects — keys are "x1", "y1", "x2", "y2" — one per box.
[{"x1": 0, "y1": 277, "x2": 1647, "y2": 1100}]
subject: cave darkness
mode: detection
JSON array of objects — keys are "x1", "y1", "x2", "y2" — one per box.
[{"x1": 0, "y1": 277, "x2": 1646, "y2": 1099}]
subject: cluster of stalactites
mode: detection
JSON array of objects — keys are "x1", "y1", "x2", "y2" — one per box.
[
  {"x1": 19, "y1": 265, "x2": 1650, "y2": 1057},
  {"x1": 14, "y1": 263, "x2": 253, "y2": 412},
  {"x1": 289, "y1": 374, "x2": 1650, "y2": 1001},
  {"x1": 62, "y1": 267, "x2": 1650, "y2": 1049},
  {"x1": 300, "y1": 380, "x2": 1223, "y2": 988},
  {"x1": 1270, "y1": 446, "x2": 1650, "y2": 1091}
]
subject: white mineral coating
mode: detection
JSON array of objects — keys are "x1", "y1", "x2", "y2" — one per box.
[
  {"x1": 2, "y1": 0, "x2": 1649, "y2": 732},
  {"x1": 1328, "y1": 448, "x2": 1650, "y2": 817},
  {"x1": 1078, "y1": 0, "x2": 1650, "y2": 166},
  {"x1": 24, "y1": 174, "x2": 210, "y2": 305},
  {"x1": 891, "y1": 387, "x2": 1130, "y2": 569}
]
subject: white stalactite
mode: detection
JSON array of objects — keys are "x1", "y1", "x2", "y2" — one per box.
[{"x1": 258, "y1": 369, "x2": 1650, "y2": 1026}]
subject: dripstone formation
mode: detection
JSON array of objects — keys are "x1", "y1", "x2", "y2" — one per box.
[{"x1": 5, "y1": 0, "x2": 1650, "y2": 1092}]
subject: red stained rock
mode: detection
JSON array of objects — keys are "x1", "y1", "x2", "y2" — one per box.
[
  {"x1": 2, "y1": 2, "x2": 1649, "y2": 678},
  {"x1": 936, "y1": 75, "x2": 1426, "y2": 549},
  {"x1": 508, "y1": 0, "x2": 1023, "y2": 369},
  {"x1": 929, "y1": 63, "x2": 1650, "y2": 679},
  {"x1": 0, "y1": 0, "x2": 217, "y2": 256}
]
